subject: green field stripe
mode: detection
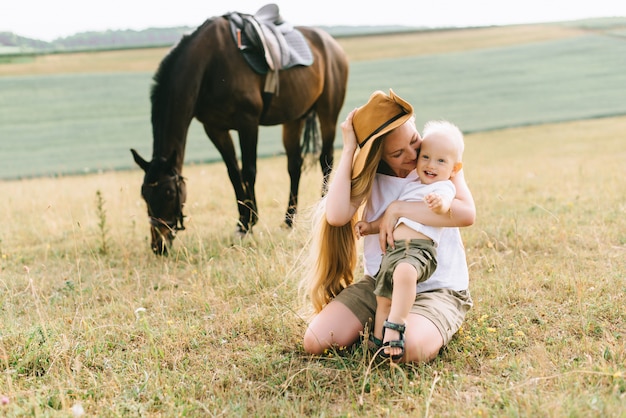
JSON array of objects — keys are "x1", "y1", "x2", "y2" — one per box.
[{"x1": 1, "y1": 33, "x2": 625, "y2": 179}]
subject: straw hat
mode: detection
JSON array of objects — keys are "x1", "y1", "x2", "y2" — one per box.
[{"x1": 351, "y1": 89, "x2": 414, "y2": 179}]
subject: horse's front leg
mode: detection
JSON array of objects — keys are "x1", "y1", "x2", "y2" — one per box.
[
  {"x1": 237, "y1": 125, "x2": 260, "y2": 232},
  {"x1": 204, "y1": 127, "x2": 252, "y2": 234},
  {"x1": 282, "y1": 120, "x2": 305, "y2": 227}
]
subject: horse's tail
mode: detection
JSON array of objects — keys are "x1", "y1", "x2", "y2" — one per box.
[{"x1": 301, "y1": 110, "x2": 321, "y2": 169}]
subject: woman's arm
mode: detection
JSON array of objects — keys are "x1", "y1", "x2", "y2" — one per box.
[
  {"x1": 325, "y1": 110, "x2": 362, "y2": 226},
  {"x1": 378, "y1": 169, "x2": 476, "y2": 248}
]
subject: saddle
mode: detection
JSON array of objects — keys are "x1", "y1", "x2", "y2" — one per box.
[{"x1": 226, "y1": 3, "x2": 314, "y2": 94}]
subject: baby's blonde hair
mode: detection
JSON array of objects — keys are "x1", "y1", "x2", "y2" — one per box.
[{"x1": 422, "y1": 120, "x2": 465, "y2": 162}]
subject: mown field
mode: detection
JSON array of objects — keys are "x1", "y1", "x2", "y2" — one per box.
[
  {"x1": 2, "y1": 20, "x2": 626, "y2": 179},
  {"x1": 1, "y1": 20, "x2": 625, "y2": 417}
]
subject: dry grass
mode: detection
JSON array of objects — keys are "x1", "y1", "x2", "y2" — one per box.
[
  {"x1": 338, "y1": 23, "x2": 586, "y2": 61},
  {"x1": 0, "y1": 48, "x2": 169, "y2": 76},
  {"x1": 1, "y1": 116, "x2": 625, "y2": 416}
]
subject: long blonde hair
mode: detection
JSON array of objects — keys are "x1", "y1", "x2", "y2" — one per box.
[{"x1": 301, "y1": 138, "x2": 385, "y2": 313}]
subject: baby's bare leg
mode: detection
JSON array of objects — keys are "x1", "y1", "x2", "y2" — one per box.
[
  {"x1": 374, "y1": 295, "x2": 391, "y2": 344},
  {"x1": 384, "y1": 262, "x2": 418, "y2": 358}
]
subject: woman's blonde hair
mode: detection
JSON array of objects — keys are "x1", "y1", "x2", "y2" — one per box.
[{"x1": 301, "y1": 137, "x2": 385, "y2": 313}]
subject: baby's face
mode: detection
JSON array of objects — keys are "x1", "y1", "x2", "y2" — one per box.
[{"x1": 416, "y1": 134, "x2": 459, "y2": 184}]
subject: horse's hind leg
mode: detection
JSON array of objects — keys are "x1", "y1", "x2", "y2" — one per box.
[
  {"x1": 282, "y1": 119, "x2": 305, "y2": 227},
  {"x1": 316, "y1": 112, "x2": 337, "y2": 197}
]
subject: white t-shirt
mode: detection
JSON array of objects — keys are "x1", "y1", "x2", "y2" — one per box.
[
  {"x1": 362, "y1": 171, "x2": 469, "y2": 292},
  {"x1": 396, "y1": 179, "x2": 456, "y2": 246}
]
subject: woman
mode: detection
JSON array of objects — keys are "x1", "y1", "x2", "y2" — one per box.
[{"x1": 301, "y1": 89, "x2": 475, "y2": 363}]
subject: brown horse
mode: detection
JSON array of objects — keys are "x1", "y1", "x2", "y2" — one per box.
[{"x1": 131, "y1": 9, "x2": 349, "y2": 255}]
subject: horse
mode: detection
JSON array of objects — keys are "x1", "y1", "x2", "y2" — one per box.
[{"x1": 131, "y1": 6, "x2": 349, "y2": 255}]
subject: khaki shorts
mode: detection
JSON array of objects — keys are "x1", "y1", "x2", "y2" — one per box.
[
  {"x1": 334, "y1": 275, "x2": 473, "y2": 345},
  {"x1": 374, "y1": 239, "x2": 437, "y2": 299}
]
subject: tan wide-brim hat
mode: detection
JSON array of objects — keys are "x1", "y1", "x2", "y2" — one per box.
[{"x1": 351, "y1": 89, "x2": 414, "y2": 179}]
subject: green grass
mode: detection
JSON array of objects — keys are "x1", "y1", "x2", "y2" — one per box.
[
  {"x1": 2, "y1": 30, "x2": 626, "y2": 180},
  {"x1": 347, "y1": 34, "x2": 626, "y2": 131},
  {"x1": 0, "y1": 116, "x2": 625, "y2": 416}
]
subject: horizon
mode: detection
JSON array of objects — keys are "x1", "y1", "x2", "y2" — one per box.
[{"x1": 3, "y1": 0, "x2": 626, "y2": 42}]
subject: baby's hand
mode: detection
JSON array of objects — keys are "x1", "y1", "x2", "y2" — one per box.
[
  {"x1": 355, "y1": 221, "x2": 369, "y2": 239},
  {"x1": 425, "y1": 193, "x2": 446, "y2": 214}
]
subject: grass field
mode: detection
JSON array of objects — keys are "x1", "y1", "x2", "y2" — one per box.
[
  {"x1": 1, "y1": 20, "x2": 625, "y2": 417},
  {"x1": 1, "y1": 116, "x2": 624, "y2": 416}
]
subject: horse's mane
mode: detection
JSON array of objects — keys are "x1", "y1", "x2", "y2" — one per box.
[{"x1": 150, "y1": 18, "x2": 216, "y2": 130}]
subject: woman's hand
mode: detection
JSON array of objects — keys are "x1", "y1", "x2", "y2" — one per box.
[
  {"x1": 339, "y1": 109, "x2": 358, "y2": 155},
  {"x1": 378, "y1": 201, "x2": 401, "y2": 250}
]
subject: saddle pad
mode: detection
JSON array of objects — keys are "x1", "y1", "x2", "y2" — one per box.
[{"x1": 282, "y1": 29, "x2": 314, "y2": 68}]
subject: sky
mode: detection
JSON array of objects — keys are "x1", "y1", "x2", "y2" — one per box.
[{"x1": 3, "y1": 0, "x2": 626, "y2": 42}]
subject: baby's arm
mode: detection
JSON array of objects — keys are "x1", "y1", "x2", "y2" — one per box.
[
  {"x1": 355, "y1": 218, "x2": 380, "y2": 238},
  {"x1": 379, "y1": 171, "x2": 475, "y2": 250},
  {"x1": 425, "y1": 192, "x2": 452, "y2": 215},
  {"x1": 425, "y1": 180, "x2": 455, "y2": 215}
]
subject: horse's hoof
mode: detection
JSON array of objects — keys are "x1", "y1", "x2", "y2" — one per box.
[
  {"x1": 234, "y1": 224, "x2": 252, "y2": 239},
  {"x1": 285, "y1": 208, "x2": 296, "y2": 228}
]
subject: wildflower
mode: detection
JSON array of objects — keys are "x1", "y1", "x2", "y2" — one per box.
[
  {"x1": 71, "y1": 403, "x2": 85, "y2": 417},
  {"x1": 134, "y1": 307, "x2": 147, "y2": 320},
  {"x1": 1, "y1": 395, "x2": 9, "y2": 405}
]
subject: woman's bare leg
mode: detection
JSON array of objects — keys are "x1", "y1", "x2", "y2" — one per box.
[
  {"x1": 303, "y1": 300, "x2": 364, "y2": 355},
  {"x1": 403, "y1": 313, "x2": 444, "y2": 363}
]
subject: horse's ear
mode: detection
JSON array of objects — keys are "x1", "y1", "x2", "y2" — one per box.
[{"x1": 131, "y1": 149, "x2": 150, "y2": 172}]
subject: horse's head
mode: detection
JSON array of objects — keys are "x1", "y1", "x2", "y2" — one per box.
[{"x1": 131, "y1": 149, "x2": 187, "y2": 255}]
